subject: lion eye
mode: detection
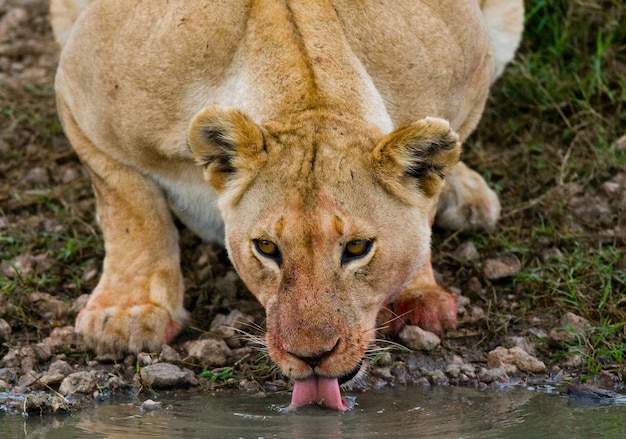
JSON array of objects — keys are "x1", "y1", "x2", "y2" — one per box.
[
  {"x1": 253, "y1": 239, "x2": 282, "y2": 263},
  {"x1": 342, "y1": 239, "x2": 373, "y2": 264}
]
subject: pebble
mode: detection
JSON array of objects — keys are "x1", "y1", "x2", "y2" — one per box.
[
  {"x1": 479, "y1": 367, "x2": 509, "y2": 384},
  {"x1": 0, "y1": 318, "x2": 11, "y2": 340},
  {"x1": 541, "y1": 247, "x2": 563, "y2": 262},
  {"x1": 548, "y1": 312, "x2": 592, "y2": 345},
  {"x1": 139, "y1": 363, "x2": 197, "y2": 389},
  {"x1": 454, "y1": 241, "x2": 480, "y2": 261},
  {"x1": 210, "y1": 309, "x2": 255, "y2": 343},
  {"x1": 487, "y1": 346, "x2": 546, "y2": 374},
  {"x1": 140, "y1": 399, "x2": 163, "y2": 411},
  {"x1": 504, "y1": 336, "x2": 537, "y2": 356},
  {"x1": 26, "y1": 292, "x2": 69, "y2": 320},
  {"x1": 398, "y1": 325, "x2": 441, "y2": 351},
  {"x1": 446, "y1": 364, "x2": 461, "y2": 378},
  {"x1": 42, "y1": 326, "x2": 85, "y2": 354},
  {"x1": 184, "y1": 338, "x2": 232, "y2": 367},
  {"x1": 20, "y1": 166, "x2": 50, "y2": 186},
  {"x1": 158, "y1": 344, "x2": 182, "y2": 363},
  {"x1": 483, "y1": 254, "x2": 522, "y2": 280},
  {"x1": 372, "y1": 367, "x2": 393, "y2": 381},
  {"x1": 58, "y1": 371, "x2": 101, "y2": 396},
  {"x1": 428, "y1": 370, "x2": 449, "y2": 386},
  {"x1": 0, "y1": 390, "x2": 74, "y2": 414},
  {"x1": 0, "y1": 368, "x2": 17, "y2": 384},
  {"x1": 137, "y1": 352, "x2": 155, "y2": 367}
]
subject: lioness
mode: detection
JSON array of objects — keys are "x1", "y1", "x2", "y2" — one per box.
[{"x1": 51, "y1": 0, "x2": 523, "y2": 409}]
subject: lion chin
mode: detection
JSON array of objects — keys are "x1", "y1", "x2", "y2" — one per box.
[{"x1": 51, "y1": 0, "x2": 523, "y2": 410}]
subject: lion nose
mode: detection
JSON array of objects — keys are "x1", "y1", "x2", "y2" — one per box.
[
  {"x1": 296, "y1": 352, "x2": 328, "y2": 368},
  {"x1": 286, "y1": 339, "x2": 340, "y2": 368}
]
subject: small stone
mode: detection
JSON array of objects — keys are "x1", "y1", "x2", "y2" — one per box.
[
  {"x1": 467, "y1": 305, "x2": 485, "y2": 323},
  {"x1": 480, "y1": 367, "x2": 509, "y2": 384},
  {"x1": 398, "y1": 325, "x2": 441, "y2": 351},
  {"x1": 541, "y1": 247, "x2": 563, "y2": 262},
  {"x1": 39, "y1": 372, "x2": 67, "y2": 387},
  {"x1": 0, "y1": 368, "x2": 18, "y2": 384},
  {"x1": 137, "y1": 353, "x2": 155, "y2": 367},
  {"x1": 415, "y1": 377, "x2": 430, "y2": 386},
  {"x1": 141, "y1": 399, "x2": 163, "y2": 411},
  {"x1": 454, "y1": 241, "x2": 479, "y2": 261},
  {"x1": 139, "y1": 363, "x2": 194, "y2": 389},
  {"x1": 450, "y1": 355, "x2": 464, "y2": 365},
  {"x1": 390, "y1": 363, "x2": 408, "y2": 384},
  {"x1": 59, "y1": 371, "x2": 101, "y2": 395},
  {"x1": 22, "y1": 391, "x2": 74, "y2": 413},
  {"x1": 158, "y1": 344, "x2": 181, "y2": 364},
  {"x1": 455, "y1": 295, "x2": 471, "y2": 316},
  {"x1": 212, "y1": 271, "x2": 240, "y2": 299},
  {"x1": 0, "y1": 318, "x2": 11, "y2": 340},
  {"x1": 428, "y1": 370, "x2": 449, "y2": 386},
  {"x1": 18, "y1": 371, "x2": 38, "y2": 388},
  {"x1": 57, "y1": 165, "x2": 81, "y2": 184},
  {"x1": 446, "y1": 364, "x2": 461, "y2": 378},
  {"x1": 372, "y1": 367, "x2": 393, "y2": 380},
  {"x1": 265, "y1": 380, "x2": 287, "y2": 391},
  {"x1": 483, "y1": 254, "x2": 522, "y2": 280},
  {"x1": 211, "y1": 309, "x2": 255, "y2": 340},
  {"x1": 21, "y1": 166, "x2": 50, "y2": 186},
  {"x1": 487, "y1": 346, "x2": 546, "y2": 374},
  {"x1": 48, "y1": 360, "x2": 72, "y2": 379},
  {"x1": 184, "y1": 339, "x2": 232, "y2": 367},
  {"x1": 42, "y1": 326, "x2": 85, "y2": 354},
  {"x1": 461, "y1": 363, "x2": 476, "y2": 377},
  {"x1": 0, "y1": 348, "x2": 20, "y2": 369},
  {"x1": 1, "y1": 255, "x2": 32, "y2": 278},
  {"x1": 548, "y1": 312, "x2": 592, "y2": 345},
  {"x1": 240, "y1": 379, "x2": 261, "y2": 393},
  {"x1": 504, "y1": 336, "x2": 537, "y2": 356},
  {"x1": 569, "y1": 196, "x2": 613, "y2": 226},
  {"x1": 26, "y1": 292, "x2": 68, "y2": 320},
  {"x1": 0, "y1": 296, "x2": 12, "y2": 316},
  {"x1": 563, "y1": 353, "x2": 582, "y2": 368},
  {"x1": 32, "y1": 342, "x2": 52, "y2": 363},
  {"x1": 375, "y1": 351, "x2": 393, "y2": 367}
]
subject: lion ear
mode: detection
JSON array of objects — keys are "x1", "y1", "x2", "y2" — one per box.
[
  {"x1": 373, "y1": 117, "x2": 461, "y2": 201},
  {"x1": 188, "y1": 106, "x2": 265, "y2": 194}
]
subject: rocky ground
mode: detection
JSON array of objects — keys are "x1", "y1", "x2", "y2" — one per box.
[{"x1": 1, "y1": 0, "x2": 625, "y2": 415}]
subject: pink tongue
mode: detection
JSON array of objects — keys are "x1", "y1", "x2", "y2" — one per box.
[{"x1": 290, "y1": 376, "x2": 349, "y2": 411}]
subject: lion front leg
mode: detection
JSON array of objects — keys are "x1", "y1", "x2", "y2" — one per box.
[
  {"x1": 76, "y1": 165, "x2": 189, "y2": 356},
  {"x1": 63, "y1": 118, "x2": 189, "y2": 357},
  {"x1": 379, "y1": 252, "x2": 457, "y2": 338}
]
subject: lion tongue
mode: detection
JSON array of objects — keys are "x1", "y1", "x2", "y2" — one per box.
[{"x1": 290, "y1": 376, "x2": 348, "y2": 411}]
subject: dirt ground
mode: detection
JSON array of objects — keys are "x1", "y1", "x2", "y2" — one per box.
[{"x1": 1, "y1": 0, "x2": 625, "y2": 414}]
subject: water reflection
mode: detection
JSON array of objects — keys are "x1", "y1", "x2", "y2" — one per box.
[{"x1": 3, "y1": 386, "x2": 626, "y2": 438}]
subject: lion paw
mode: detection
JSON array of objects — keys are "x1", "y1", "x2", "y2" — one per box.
[
  {"x1": 379, "y1": 286, "x2": 457, "y2": 337},
  {"x1": 75, "y1": 302, "x2": 188, "y2": 356},
  {"x1": 435, "y1": 161, "x2": 500, "y2": 232}
]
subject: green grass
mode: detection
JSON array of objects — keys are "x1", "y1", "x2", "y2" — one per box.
[{"x1": 454, "y1": 0, "x2": 626, "y2": 380}]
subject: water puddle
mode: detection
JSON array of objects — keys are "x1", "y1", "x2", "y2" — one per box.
[{"x1": 2, "y1": 386, "x2": 625, "y2": 438}]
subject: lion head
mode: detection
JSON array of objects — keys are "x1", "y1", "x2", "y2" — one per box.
[{"x1": 188, "y1": 106, "x2": 460, "y2": 408}]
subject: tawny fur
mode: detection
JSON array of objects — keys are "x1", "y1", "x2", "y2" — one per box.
[{"x1": 50, "y1": 0, "x2": 523, "y2": 381}]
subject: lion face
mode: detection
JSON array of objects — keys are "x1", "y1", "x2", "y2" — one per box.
[{"x1": 188, "y1": 106, "x2": 460, "y2": 381}]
